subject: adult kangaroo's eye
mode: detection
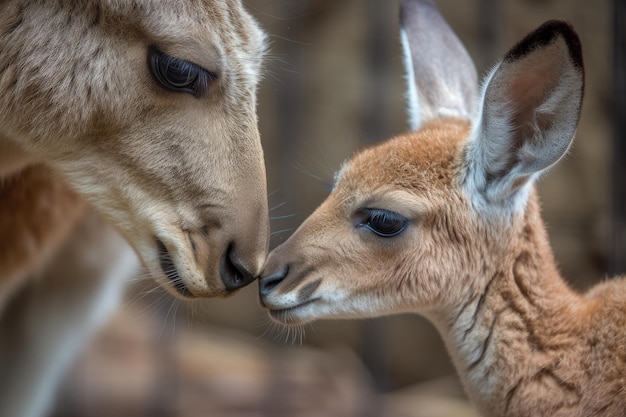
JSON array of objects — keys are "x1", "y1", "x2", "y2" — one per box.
[
  {"x1": 148, "y1": 47, "x2": 215, "y2": 97},
  {"x1": 360, "y1": 209, "x2": 408, "y2": 238}
]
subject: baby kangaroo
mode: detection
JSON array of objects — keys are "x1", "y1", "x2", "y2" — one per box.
[{"x1": 259, "y1": 0, "x2": 626, "y2": 415}]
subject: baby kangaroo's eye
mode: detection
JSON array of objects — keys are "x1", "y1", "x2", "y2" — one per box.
[
  {"x1": 148, "y1": 47, "x2": 216, "y2": 97},
  {"x1": 359, "y1": 208, "x2": 408, "y2": 238}
]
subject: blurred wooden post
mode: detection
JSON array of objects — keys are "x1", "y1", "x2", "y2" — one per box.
[
  {"x1": 611, "y1": 0, "x2": 626, "y2": 275},
  {"x1": 271, "y1": 2, "x2": 306, "y2": 250},
  {"x1": 361, "y1": 0, "x2": 395, "y2": 145},
  {"x1": 477, "y1": 0, "x2": 500, "y2": 72}
]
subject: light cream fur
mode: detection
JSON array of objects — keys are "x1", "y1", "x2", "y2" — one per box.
[
  {"x1": 0, "y1": 1, "x2": 269, "y2": 416},
  {"x1": 259, "y1": 1, "x2": 626, "y2": 415},
  {"x1": 0, "y1": 0, "x2": 269, "y2": 300}
]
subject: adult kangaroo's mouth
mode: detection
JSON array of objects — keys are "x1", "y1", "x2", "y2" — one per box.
[{"x1": 156, "y1": 239, "x2": 193, "y2": 297}]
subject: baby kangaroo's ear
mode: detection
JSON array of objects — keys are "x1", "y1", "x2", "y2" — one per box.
[
  {"x1": 400, "y1": 0, "x2": 478, "y2": 131},
  {"x1": 465, "y1": 20, "x2": 584, "y2": 208}
]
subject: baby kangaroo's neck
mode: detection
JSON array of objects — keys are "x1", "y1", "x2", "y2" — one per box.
[{"x1": 432, "y1": 200, "x2": 626, "y2": 416}]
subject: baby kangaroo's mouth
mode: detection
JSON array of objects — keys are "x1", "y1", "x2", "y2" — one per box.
[
  {"x1": 266, "y1": 298, "x2": 319, "y2": 325},
  {"x1": 156, "y1": 239, "x2": 193, "y2": 297},
  {"x1": 267, "y1": 298, "x2": 319, "y2": 315}
]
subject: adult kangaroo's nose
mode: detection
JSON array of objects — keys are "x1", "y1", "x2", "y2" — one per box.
[{"x1": 221, "y1": 244, "x2": 257, "y2": 291}]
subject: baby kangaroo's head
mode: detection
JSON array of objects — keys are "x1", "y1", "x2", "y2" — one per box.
[{"x1": 259, "y1": 0, "x2": 583, "y2": 325}]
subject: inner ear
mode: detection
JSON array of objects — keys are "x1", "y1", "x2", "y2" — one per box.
[
  {"x1": 468, "y1": 20, "x2": 584, "y2": 204},
  {"x1": 509, "y1": 63, "x2": 562, "y2": 125},
  {"x1": 503, "y1": 55, "x2": 566, "y2": 168}
]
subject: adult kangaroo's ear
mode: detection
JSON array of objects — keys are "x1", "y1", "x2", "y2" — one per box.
[
  {"x1": 465, "y1": 20, "x2": 584, "y2": 208},
  {"x1": 400, "y1": 0, "x2": 478, "y2": 131}
]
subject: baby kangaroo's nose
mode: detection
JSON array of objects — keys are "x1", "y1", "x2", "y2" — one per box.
[{"x1": 258, "y1": 265, "x2": 289, "y2": 296}]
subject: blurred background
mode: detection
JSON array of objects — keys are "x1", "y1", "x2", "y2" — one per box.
[{"x1": 46, "y1": 0, "x2": 616, "y2": 416}]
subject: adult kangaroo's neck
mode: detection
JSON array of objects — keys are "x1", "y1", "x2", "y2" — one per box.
[{"x1": 432, "y1": 193, "x2": 591, "y2": 416}]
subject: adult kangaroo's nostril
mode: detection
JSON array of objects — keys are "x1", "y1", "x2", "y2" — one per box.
[
  {"x1": 220, "y1": 244, "x2": 256, "y2": 291},
  {"x1": 259, "y1": 266, "x2": 289, "y2": 296}
]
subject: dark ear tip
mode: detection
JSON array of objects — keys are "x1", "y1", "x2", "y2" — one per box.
[{"x1": 505, "y1": 20, "x2": 583, "y2": 70}]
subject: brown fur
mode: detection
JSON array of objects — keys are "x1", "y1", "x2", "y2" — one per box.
[
  {"x1": 261, "y1": 118, "x2": 626, "y2": 416},
  {"x1": 0, "y1": 166, "x2": 84, "y2": 311},
  {"x1": 259, "y1": 6, "x2": 626, "y2": 415}
]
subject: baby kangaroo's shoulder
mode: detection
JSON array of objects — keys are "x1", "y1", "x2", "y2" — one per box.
[
  {"x1": 585, "y1": 275, "x2": 626, "y2": 303},
  {"x1": 581, "y1": 277, "x2": 626, "y2": 338}
]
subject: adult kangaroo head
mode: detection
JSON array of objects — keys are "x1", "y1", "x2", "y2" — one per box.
[{"x1": 0, "y1": 0, "x2": 269, "y2": 298}]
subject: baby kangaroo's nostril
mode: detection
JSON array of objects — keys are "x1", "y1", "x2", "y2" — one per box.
[{"x1": 259, "y1": 266, "x2": 289, "y2": 296}]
